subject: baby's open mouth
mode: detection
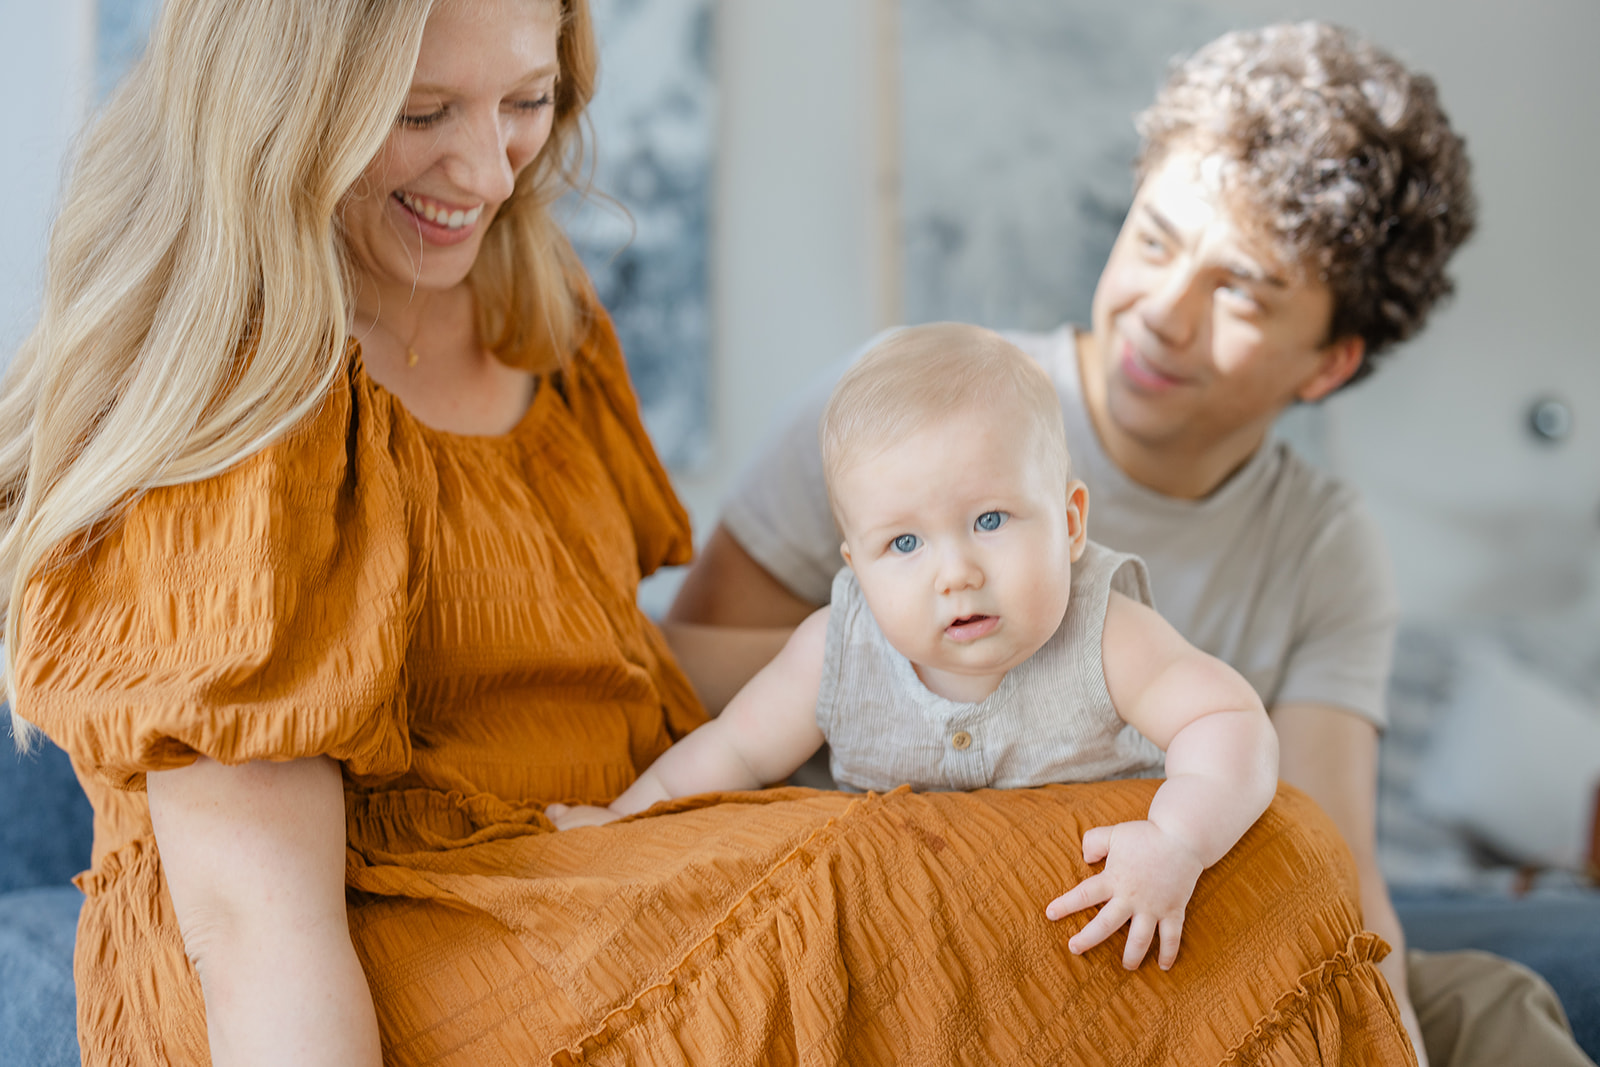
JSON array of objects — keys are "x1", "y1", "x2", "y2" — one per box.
[{"x1": 945, "y1": 614, "x2": 999, "y2": 641}]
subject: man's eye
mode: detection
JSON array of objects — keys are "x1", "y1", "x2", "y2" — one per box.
[
  {"x1": 1218, "y1": 283, "x2": 1261, "y2": 311},
  {"x1": 891, "y1": 533, "x2": 920, "y2": 554},
  {"x1": 975, "y1": 511, "x2": 1006, "y2": 532}
]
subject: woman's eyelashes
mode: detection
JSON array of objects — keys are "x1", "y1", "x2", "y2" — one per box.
[
  {"x1": 398, "y1": 107, "x2": 448, "y2": 130},
  {"x1": 397, "y1": 94, "x2": 554, "y2": 130}
]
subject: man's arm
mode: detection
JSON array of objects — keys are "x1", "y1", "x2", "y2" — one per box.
[
  {"x1": 657, "y1": 616, "x2": 795, "y2": 715},
  {"x1": 668, "y1": 524, "x2": 820, "y2": 628},
  {"x1": 147, "y1": 756, "x2": 382, "y2": 1067},
  {"x1": 1273, "y1": 701, "x2": 1426, "y2": 1065}
]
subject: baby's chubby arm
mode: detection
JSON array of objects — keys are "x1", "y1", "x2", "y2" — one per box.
[
  {"x1": 1046, "y1": 591, "x2": 1277, "y2": 970},
  {"x1": 548, "y1": 608, "x2": 831, "y2": 830}
]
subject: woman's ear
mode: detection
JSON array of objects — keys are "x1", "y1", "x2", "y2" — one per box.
[
  {"x1": 1297, "y1": 335, "x2": 1366, "y2": 403},
  {"x1": 1066, "y1": 480, "x2": 1090, "y2": 562}
]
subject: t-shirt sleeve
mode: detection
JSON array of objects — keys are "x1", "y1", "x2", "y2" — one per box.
[
  {"x1": 1273, "y1": 501, "x2": 1399, "y2": 729},
  {"x1": 13, "y1": 367, "x2": 423, "y2": 789},
  {"x1": 720, "y1": 332, "x2": 901, "y2": 606}
]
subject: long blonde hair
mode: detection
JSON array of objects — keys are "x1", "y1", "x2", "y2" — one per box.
[{"x1": 1, "y1": 0, "x2": 598, "y2": 738}]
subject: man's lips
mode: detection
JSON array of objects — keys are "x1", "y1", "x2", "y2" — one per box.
[
  {"x1": 945, "y1": 614, "x2": 999, "y2": 642},
  {"x1": 1117, "y1": 338, "x2": 1189, "y2": 392}
]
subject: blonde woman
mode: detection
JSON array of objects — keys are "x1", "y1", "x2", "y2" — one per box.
[{"x1": 4, "y1": 1, "x2": 1417, "y2": 1064}]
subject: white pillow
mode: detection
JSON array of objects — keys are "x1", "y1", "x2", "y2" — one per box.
[{"x1": 1411, "y1": 639, "x2": 1600, "y2": 871}]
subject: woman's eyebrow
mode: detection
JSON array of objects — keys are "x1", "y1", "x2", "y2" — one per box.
[{"x1": 408, "y1": 65, "x2": 560, "y2": 96}]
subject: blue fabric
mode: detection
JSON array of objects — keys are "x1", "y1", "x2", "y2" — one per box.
[
  {"x1": 1, "y1": 737, "x2": 93, "y2": 894},
  {"x1": 0, "y1": 887, "x2": 82, "y2": 1067},
  {"x1": 1, "y1": 733, "x2": 91, "y2": 1063},
  {"x1": 1396, "y1": 889, "x2": 1600, "y2": 1060}
]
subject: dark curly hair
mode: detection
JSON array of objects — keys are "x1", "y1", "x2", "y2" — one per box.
[{"x1": 1136, "y1": 22, "x2": 1477, "y2": 386}]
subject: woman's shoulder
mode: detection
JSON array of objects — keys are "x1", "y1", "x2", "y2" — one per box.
[
  {"x1": 549, "y1": 293, "x2": 694, "y2": 574},
  {"x1": 14, "y1": 344, "x2": 426, "y2": 788}
]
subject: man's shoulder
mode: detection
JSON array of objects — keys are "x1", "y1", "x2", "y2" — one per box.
[{"x1": 1254, "y1": 439, "x2": 1369, "y2": 532}]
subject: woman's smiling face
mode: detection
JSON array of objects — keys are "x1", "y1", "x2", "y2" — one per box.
[{"x1": 341, "y1": 0, "x2": 561, "y2": 298}]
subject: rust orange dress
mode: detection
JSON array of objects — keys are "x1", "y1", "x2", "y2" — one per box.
[{"x1": 15, "y1": 306, "x2": 1415, "y2": 1066}]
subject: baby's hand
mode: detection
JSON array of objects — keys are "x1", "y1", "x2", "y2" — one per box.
[
  {"x1": 1045, "y1": 820, "x2": 1205, "y2": 970},
  {"x1": 545, "y1": 803, "x2": 624, "y2": 831}
]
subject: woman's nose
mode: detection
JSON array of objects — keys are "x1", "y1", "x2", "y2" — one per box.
[{"x1": 448, "y1": 111, "x2": 519, "y2": 204}]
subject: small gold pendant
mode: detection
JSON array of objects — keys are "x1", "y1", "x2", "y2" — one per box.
[{"x1": 406, "y1": 347, "x2": 419, "y2": 368}]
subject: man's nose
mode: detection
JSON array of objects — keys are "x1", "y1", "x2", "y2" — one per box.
[{"x1": 1139, "y1": 263, "x2": 1206, "y2": 350}]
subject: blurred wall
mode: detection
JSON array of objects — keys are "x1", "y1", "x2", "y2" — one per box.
[
  {"x1": 4, "y1": 1, "x2": 1596, "y2": 622},
  {"x1": 691, "y1": 0, "x2": 1600, "y2": 623},
  {"x1": 1235, "y1": 0, "x2": 1600, "y2": 621},
  {"x1": 0, "y1": 1, "x2": 94, "y2": 359}
]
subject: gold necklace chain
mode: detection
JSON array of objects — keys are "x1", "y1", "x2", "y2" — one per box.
[{"x1": 365, "y1": 291, "x2": 435, "y2": 369}]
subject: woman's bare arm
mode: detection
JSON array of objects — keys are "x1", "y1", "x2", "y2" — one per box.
[{"x1": 147, "y1": 756, "x2": 381, "y2": 1067}]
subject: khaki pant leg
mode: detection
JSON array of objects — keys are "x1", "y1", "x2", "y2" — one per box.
[{"x1": 1409, "y1": 948, "x2": 1596, "y2": 1067}]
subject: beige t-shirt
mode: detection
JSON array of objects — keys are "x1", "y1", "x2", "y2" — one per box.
[{"x1": 722, "y1": 325, "x2": 1397, "y2": 728}]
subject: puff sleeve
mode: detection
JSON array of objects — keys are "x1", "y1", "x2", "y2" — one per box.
[
  {"x1": 558, "y1": 298, "x2": 694, "y2": 579},
  {"x1": 13, "y1": 363, "x2": 430, "y2": 790}
]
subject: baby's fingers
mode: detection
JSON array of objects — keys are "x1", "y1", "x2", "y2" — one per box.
[
  {"x1": 1067, "y1": 898, "x2": 1131, "y2": 956},
  {"x1": 1157, "y1": 912, "x2": 1185, "y2": 971},
  {"x1": 1122, "y1": 913, "x2": 1158, "y2": 970},
  {"x1": 1045, "y1": 872, "x2": 1112, "y2": 921},
  {"x1": 1082, "y1": 824, "x2": 1113, "y2": 865}
]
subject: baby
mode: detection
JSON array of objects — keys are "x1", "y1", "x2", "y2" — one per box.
[{"x1": 550, "y1": 323, "x2": 1279, "y2": 970}]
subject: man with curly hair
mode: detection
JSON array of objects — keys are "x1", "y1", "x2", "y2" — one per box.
[{"x1": 669, "y1": 22, "x2": 1594, "y2": 1067}]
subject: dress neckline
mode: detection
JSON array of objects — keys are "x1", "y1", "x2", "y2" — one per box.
[{"x1": 347, "y1": 338, "x2": 552, "y2": 445}]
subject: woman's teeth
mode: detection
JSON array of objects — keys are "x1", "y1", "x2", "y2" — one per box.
[{"x1": 395, "y1": 191, "x2": 483, "y2": 230}]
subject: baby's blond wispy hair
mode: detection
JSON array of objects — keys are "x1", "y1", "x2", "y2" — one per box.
[{"x1": 819, "y1": 323, "x2": 1071, "y2": 523}]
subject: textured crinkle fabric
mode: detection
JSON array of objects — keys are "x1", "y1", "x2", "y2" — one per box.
[{"x1": 13, "y1": 305, "x2": 1413, "y2": 1066}]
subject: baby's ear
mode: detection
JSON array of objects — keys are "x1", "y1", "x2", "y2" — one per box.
[
  {"x1": 1066, "y1": 480, "x2": 1090, "y2": 562},
  {"x1": 839, "y1": 541, "x2": 853, "y2": 568}
]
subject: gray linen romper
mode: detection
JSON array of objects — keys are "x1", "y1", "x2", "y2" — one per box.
[{"x1": 817, "y1": 540, "x2": 1165, "y2": 793}]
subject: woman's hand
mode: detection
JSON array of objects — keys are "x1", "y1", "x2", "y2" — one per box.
[
  {"x1": 545, "y1": 803, "x2": 624, "y2": 830},
  {"x1": 1045, "y1": 820, "x2": 1205, "y2": 971}
]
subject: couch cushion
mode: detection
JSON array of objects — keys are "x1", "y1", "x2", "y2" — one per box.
[
  {"x1": 0, "y1": 886, "x2": 81, "y2": 1067},
  {"x1": 0, "y1": 736, "x2": 92, "y2": 894}
]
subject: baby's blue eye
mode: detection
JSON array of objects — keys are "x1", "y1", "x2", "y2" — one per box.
[
  {"x1": 975, "y1": 511, "x2": 1006, "y2": 532},
  {"x1": 891, "y1": 533, "x2": 920, "y2": 554}
]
